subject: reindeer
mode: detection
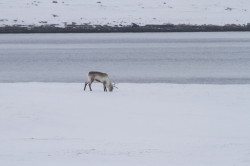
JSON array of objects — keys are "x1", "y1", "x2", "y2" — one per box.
[{"x1": 84, "y1": 71, "x2": 117, "y2": 92}]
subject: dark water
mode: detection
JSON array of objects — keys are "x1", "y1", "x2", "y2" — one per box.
[{"x1": 1, "y1": 32, "x2": 250, "y2": 83}]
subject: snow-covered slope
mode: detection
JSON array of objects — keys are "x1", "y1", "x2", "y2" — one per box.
[
  {"x1": 1, "y1": 83, "x2": 250, "y2": 166},
  {"x1": 1, "y1": 0, "x2": 250, "y2": 27}
]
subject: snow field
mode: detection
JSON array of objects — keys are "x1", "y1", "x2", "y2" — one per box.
[
  {"x1": 0, "y1": 83, "x2": 250, "y2": 165},
  {"x1": 1, "y1": 0, "x2": 250, "y2": 27}
]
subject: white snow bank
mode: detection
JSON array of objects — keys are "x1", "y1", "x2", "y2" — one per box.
[
  {"x1": 0, "y1": 83, "x2": 250, "y2": 166},
  {"x1": 1, "y1": 0, "x2": 250, "y2": 27}
]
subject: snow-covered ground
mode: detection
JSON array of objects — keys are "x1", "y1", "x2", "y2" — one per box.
[
  {"x1": 1, "y1": 83, "x2": 250, "y2": 166},
  {"x1": 1, "y1": 0, "x2": 250, "y2": 27}
]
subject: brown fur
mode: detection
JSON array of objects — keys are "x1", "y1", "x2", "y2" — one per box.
[
  {"x1": 84, "y1": 71, "x2": 113, "y2": 92},
  {"x1": 88, "y1": 71, "x2": 108, "y2": 78}
]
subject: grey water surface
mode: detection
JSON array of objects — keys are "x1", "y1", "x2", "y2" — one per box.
[{"x1": 0, "y1": 32, "x2": 250, "y2": 84}]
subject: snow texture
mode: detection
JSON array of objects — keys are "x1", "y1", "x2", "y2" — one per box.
[
  {"x1": 1, "y1": 83, "x2": 250, "y2": 166},
  {"x1": 1, "y1": 0, "x2": 250, "y2": 27}
]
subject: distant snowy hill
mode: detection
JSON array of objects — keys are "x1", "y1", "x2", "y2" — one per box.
[{"x1": 1, "y1": 0, "x2": 250, "y2": 27}]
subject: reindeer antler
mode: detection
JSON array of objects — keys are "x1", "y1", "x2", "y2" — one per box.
[{"x1": 113, "y1": 82, "x2": 118, "y2": 89}]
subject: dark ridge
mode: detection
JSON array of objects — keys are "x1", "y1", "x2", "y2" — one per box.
[{"x1": 0, "y1": 23, "x2": 250, "y2": 33}]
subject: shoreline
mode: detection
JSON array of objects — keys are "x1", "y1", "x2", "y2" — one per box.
[{"x1": 1, "y1": 24, "x2": 250, "y2": 33}]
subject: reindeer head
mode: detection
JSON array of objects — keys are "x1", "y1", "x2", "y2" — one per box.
[
  {"x1": 108, "y1": 84, "x2": 114, "y2": 92},
  {"x1": 108, "y1": 83, "x2": 118, "y2": 92}
]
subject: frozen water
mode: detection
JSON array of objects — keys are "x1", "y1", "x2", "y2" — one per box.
[{"x1": 0, "y1": 32, "x2": 250, "y2": 83}]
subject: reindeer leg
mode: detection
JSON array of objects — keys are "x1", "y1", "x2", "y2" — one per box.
[
  {"x1": 84, "y1": 82, "x2": 88, "y2": 91},
  {"x1": 103, "y1": 81, "x2": 107, "y2": 92},
  {"x1": 103, "y1": 84, "x2": 105, "y2": 92},
  {"x1": 103, "y1": 83, "x2": 107, "y2": 92},
  {"x1": 89, "y1": 79, "x2": 94, "y2": 91},
  {"x1": 89, "y1": 83, "x2": 92, "y2": 91}
]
